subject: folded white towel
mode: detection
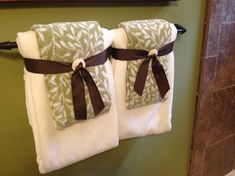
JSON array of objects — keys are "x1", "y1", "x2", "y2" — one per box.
[
  {"x1": 111, "y1": 23, "x2": 177, "y2": 140},
  {"x1": 17, "y1": 28, "x2": 119, "y2": 174}
]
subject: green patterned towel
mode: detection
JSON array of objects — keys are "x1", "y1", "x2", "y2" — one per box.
[
  {"x1": 32, "y1": 21, "x2": 111, "y2": 129},
  {"x1": 120, "y1": 19, "x2": 172, "y2": 109}
]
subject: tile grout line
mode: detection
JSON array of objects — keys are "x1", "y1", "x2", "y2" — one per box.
[
  {"x1": 212, "y1": 0, "x2": 227, "y2": 94},
  {"x1": 213, "y1": 84, "x2": 235, "y2": 93},
  {"x1": 206, "y1": 55, "x2": 218, "y2": 59},
  {"x1": 222, "y1": 21, "x2": 235, "y2": 24},
  {"x1": 201, "y1": 147, "x2": 206, "y2": 176},
  {"x1": 207, "y1": 132, "x2": 235, "y2": 148}
]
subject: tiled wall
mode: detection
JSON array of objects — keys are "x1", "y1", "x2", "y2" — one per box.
[{"x1": 190, "y1": 0, "x2": 235, "y2": 176}]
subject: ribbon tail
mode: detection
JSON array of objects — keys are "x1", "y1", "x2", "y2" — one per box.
[
  {"x1": 152, "y1": 59, "x2": 170, "y2": 98},
  {"x1": 81, "y1": 68, "x2": 105, "y2": 116},
  {"x1": 71, "y1": 69, "x2": 87, "y2": 120},
  {"x1": 134, "y1": 58, "x2": 150, "y2": 96}
]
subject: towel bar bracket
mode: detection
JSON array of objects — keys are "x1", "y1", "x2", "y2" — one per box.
[{"x1": 174, "y1": 24, "x2": 187, "y2": 34}]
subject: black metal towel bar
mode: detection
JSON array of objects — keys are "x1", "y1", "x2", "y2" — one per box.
[{"x1": 0, "y1": 24, "x2": 186, "y2": 51}]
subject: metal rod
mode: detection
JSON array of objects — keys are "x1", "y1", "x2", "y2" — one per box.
[
  {"x1": 0, "y1": 24, "x2": 187, "y2": 51},
  {"x1": 0, "y1": 41, "x2": 18, "y2": 50}
]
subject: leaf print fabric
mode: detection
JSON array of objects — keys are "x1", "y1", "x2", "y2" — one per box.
[
  {"x1": 32, "y1": 22, "x2": 111, "y2": 129},
  {"x1": 120, "y1": 19, "x2": 172, "y2": 109}
]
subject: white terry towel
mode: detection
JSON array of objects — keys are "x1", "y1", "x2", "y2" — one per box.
[
  {"x1": 17, "y1": 28, "x2": 119, "y2": 174},
  {"x1": 111, "y1": 21, "x2": 177, "y2": 140}
]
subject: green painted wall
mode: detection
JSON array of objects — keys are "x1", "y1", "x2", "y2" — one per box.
[{"x1": 0, "y1": 1, "x2": 205, "y2": 176}]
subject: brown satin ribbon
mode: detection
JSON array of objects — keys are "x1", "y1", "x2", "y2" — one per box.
[
  {"x1": 24, "y1": 49, "x2": 110, "y2": 120},
  {"x1": 111, "y1": 42, "x2": 174, "y2": 98}
]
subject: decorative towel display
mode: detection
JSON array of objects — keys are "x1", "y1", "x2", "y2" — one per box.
[
  {"x1": 111, "y1": 19, "x2": 177, "y2": 139},
  {"x1": 16, "y1": 23, "x2": 119, "y2": 174},
  {"x1": 30, "y1": 22, "x2": 111, "y2": 129}
]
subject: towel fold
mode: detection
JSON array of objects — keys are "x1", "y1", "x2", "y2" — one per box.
[
  {"x1": 111, "y1": 19, "x2": 177, "y2": 140},
  {"x1": 17, "y1": 26, "x2": 119, "y2": 174}
]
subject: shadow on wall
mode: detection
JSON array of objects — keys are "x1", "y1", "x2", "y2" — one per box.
[
  {"x1": 0, "y1": 0, "x2": 173, "y2": 9},
  {"x1": 43, "y1": 140, "x2": 137, "y2": 176},
  {"x1": 0, "y1": 50, "x2": 21, "y2": 60}
]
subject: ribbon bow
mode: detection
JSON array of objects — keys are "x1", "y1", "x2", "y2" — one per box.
[
  {"x1": 24, "y1": 49, "x2": 109, "y2": 120},
  {"x1": 111, "y1": 42, "x2": 174, "y2": 98}
]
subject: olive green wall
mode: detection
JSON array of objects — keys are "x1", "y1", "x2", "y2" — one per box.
[{"x1": 0, "y1": 1, "x2": 204, "y2": 176}]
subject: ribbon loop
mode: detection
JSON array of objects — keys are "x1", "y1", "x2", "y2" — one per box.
[
  {"x1": 148, "y1": 49, "x2": 158, "y2": 57},
  {"x1": 72, "y1": 58, "x2": 86, "y2": 71}
]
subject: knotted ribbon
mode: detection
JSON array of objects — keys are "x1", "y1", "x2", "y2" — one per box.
[
  {"x1": 111, "y1": 42, "x2": 174, "y2": 98},
  {"x1": 24, "y1": 49, "x2": 109, "y2": 120}
]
